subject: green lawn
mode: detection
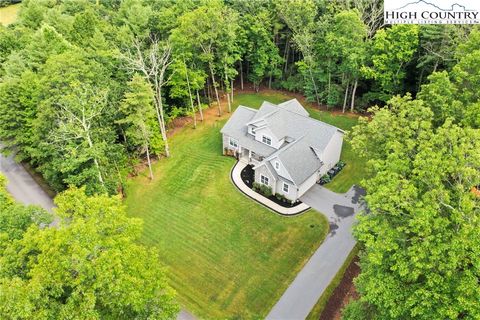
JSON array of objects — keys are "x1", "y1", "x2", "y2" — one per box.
[
  {"x1": 125, "y1": 96, "x2": 329, "y2": 318},
  {"x1": 0, "y1": 3, "x2": 20, "y2": 26},
  {"x1": 125, "y1": 91, "x2": 366, "y2": 318}
]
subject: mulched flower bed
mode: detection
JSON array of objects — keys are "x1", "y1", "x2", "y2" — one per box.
[{"x1": 240, "y1": 164, "x2": 303, "y2": 208}]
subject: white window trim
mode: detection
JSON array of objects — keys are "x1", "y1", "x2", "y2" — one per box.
[
  {"x1": 262, "y1": 135, "x2": 272, "y2": 146},
  {"x1": 229, "y1": 137, "x2": 238, "y2": 148},
  {"x1": 283, "y1": 182, "x2": 289, "y2": 193},
  {"x1": 260, "y1": 174, "x2": 269, "y2": 186}
]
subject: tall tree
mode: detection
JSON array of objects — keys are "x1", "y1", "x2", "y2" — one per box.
[
  {"x1": 325, "y1": 10, "x2": 367, "y2": 112},
  {"x1": 117, "y1": 74, "x2": 161, "y2": 180},
  {"x1": 123, "y1": 37, "x2": 172, "y2": 157},
  {"x1": 348, "y1": 95, "x2": 480, "y2": 319},
  {"x1": 362, "y1": 25, "x2": 419, "y2": 101},
  {"x1": 0, "y1": 186, "x2": 179, "y2": 319},
  {"x1": 278, "y1": 0, "x2": 321, "y2": 105}
]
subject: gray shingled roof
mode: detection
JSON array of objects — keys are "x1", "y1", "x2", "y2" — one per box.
[
  {"x1": 221, "y1": 100, "x2": 343, "y2": 186},
  {"x1": 220, "y1": 106, "x2": 276, "y2": 157}
]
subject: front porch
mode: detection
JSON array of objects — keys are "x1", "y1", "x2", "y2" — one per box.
[
  {"x1": 230, "y1": 161, "x2": 310, "y2": 215},
  {"x1": 238, "y1": 147, "x2": 263, "y2": 167}
]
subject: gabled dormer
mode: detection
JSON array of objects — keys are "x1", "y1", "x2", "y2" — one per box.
[{"x1": 269, "y1": 157, "x2": 295, "y2": 183}]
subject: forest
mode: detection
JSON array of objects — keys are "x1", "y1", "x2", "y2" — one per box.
[
  {"x1": 0, "y1": 0, "x2": 479, "y2": 319},
  {"x1": 0, "y1": 0, "x2": 476, "y2": 195}
]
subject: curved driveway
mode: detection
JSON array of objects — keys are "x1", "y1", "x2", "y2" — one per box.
[{"x1": 267, "y1": 184, "x2": 365, "y2": 320}]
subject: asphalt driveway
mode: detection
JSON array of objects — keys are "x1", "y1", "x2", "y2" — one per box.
[
  {"x1": 266, "y1": 185, "x2": 365, "y2": 320},
  {"x1": 0, "y1": 151, "x2": 55, "y2": 212}
]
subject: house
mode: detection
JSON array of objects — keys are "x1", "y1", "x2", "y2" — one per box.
[{"x1": 221, "y1": 99, "x2": 344, "y2": 202}]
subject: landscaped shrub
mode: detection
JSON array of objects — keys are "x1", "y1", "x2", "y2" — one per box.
[
  {"x1": 253, "y1": 182, "x2": 272, "y2": 197},
  {"x1": 275, "y1": 193, "x2": 293, "y2": 205},
  {"x1": 320, "y1": 174, "x2": 331, "y2": 184}
]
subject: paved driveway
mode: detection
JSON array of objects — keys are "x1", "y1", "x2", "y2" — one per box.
[
  {"x1": 266, "y1": 185, "x2": 365, "y2": 320},
  {"x1": 0, "y1": 151, "x2": 54, "y2": 212}
]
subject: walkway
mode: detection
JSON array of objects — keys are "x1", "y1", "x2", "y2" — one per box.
[
  {"x1": 0, "y1": 149, "x2": 197, "y2": 320},
  {"x1": 230, "y1": 161, "x2": 310, "y2": 215},
  {"x1": 266, "y1": 184, "x2": 365, "y2": 320}
]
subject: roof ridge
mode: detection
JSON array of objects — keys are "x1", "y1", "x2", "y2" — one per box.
[
  {"x1": 237, "y1": 105, "x2": 258, "y2": 113},
  {"x1": 264, "y1": 135, "x2": 306, "y2": 161},
  {"x1": 246, "y1": 109, "x2": 279, "y2": 125},
  {"x1": 280, "y1": 107, "x2": 344, "y2": 132}
]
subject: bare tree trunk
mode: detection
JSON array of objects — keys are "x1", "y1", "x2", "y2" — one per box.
[
  {"x1": 206, "y1": 78, "x2": 212, "y2": 103},
  {"x1": 231, "y1": 79, "x2": 234, "y2": 104},
  {"x1": 155, "y1": 86, "x2": 170, "y2": 157},
  {"x1": 145, "y1": 143, "x2": 153, "y2": 180},
  {"x1": 209, "y1": 62, "x2": 221, "y2": 116},
  {"x1": 196, "y1": 90, "x2": 203, "y2": 121},
  {"x1": 283, "y1": 37, "x2": 290, "y2": 76},
  {"x1": 269, "y1": 74, "x2": 272, "y2": 89},
  {"x1": 343, "y1": 82, "x2": 350, "y2": 113},
  {"x1": 309, "y1": 66, "x2": 320, "y2": 106},
  {"x1": 141, "y1": 125, "x2": 154, "y2": 180},
  {"x1": 85, "y1": 132, "x2": 105, "y2": 187},
  {"x1": 240, "y1": 60, "x2": 244, "y2": 90},
  {"x1": 350, "y1": 79, "x2": 358, "y2": 113},
  {"x1": 224, "y1": 64, "x2": 231, "y2": 113},
  {"x1": 184, "y1": 60, "x2": 196, "y2": 128}
]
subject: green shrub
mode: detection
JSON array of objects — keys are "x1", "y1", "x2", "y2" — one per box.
[
  {"x1": 342, "y1": 300, "x2": 376, "y2": 320},
  {"x1": 321, "y1": 174, "x2": 331, "y2": 183},
  {"x1": 253, "y1": 182, "x2": 272, "y2": 197}
]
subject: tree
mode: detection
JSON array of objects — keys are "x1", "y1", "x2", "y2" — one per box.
[
  {"x1": 0, "y1": 186, "x2": 179, "y2": 319},
  {"x1": 123, "y1": 37, "x2": 172, "y2": 157},
  {"x1": 348, "y1": 96, "x2": 480, "y2": 319},
  {"x1": 243, "y1": 9, "x2": 283, "y2": 92},
  {"x1": 417, "y1": 71, "x2": 462, "y2": 127},
  {"x1": 0, "y1": 174, "x2": 52, "y2": 242},
  {"x1": 362, "y1": 25, "x2": 419, "y2": 101},
  {"x1": 278, "y1": 0, "x2": 321, "y2": 105},
  {"x1": 325, "y1": 10, "x2": 367, "y2": 112},
  {"x1": 171, "y1": 1, "x2": 241, "y2": 116},
  {"x1": 117, "y1": 74, "x2": 161, "y2": 180}
]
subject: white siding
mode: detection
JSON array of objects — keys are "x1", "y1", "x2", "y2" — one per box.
[
  {"x1": 319, "y1": 130, "x2": 344, "y2": 175},
  {"x1": 254, "y1": 164, "x2": 276, "y2": 192},
  {"x1": 275, "y1": 178, "x2": 298, "y2": 201},
  {"x1": 253, "y1": 127, "x2": 282, "y2": 149}
]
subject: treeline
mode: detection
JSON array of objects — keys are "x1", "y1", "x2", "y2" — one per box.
[
  {"x1": 0, "y1": 0, "x2": 474, "y2": 195},
  {"x1": 343, "y1": 27, "x2": 480, "y2": 320}
]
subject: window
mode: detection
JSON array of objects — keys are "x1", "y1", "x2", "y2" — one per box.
[
  {"x1": 275, "y1": 161, "x2": 280, "y2": 170},
  {"x1": 260, "y1": 175, "x2": 269, "y2": 185},
  {"x1": 283, "y1": 182, "x2": 289, "y2": 193},
  {"x1": 229, "y1": 138, "x2": 238, "y2": 148},
  {"x1": 262, "y1": 135, "x2": 272, "y2": 146}
]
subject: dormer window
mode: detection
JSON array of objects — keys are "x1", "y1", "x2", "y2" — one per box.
[{"x1": 262, "y1": 135, "x2": 272, "y2": 146}]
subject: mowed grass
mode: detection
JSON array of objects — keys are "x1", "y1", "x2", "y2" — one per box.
[
  {"x1": 0, "y1": 3, "x2": 20, "y2": 26},
  {"x1": 125, "y1": 104, "x2": 329, "y2": 318}
]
